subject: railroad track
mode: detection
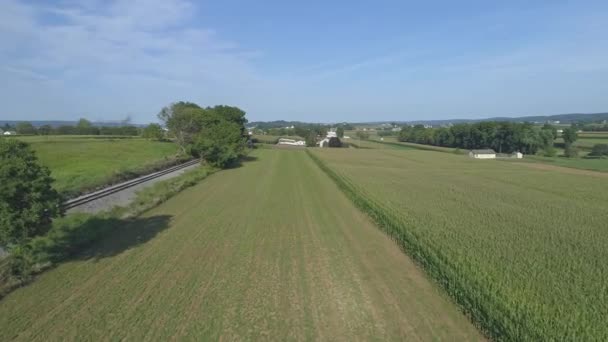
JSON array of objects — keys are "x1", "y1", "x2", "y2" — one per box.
[{"x1": 64, "y1": 159, "x2": 201, "y2": 210}]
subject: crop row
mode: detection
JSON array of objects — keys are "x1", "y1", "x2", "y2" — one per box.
[{"x1": 306, "y1": 149, "x2": 607, "y2": 341}]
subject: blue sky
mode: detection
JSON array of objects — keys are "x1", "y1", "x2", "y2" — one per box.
[{"x1": 1, "y1": 0, "x2": 607, "y2": 123}]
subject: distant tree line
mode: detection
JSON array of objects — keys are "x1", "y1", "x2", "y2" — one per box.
[
  {"x1": 398, "y1": 122, "x2": 560, "y2": 155},
  {"x1": 575, "y1": 123, "x2": 608, "y2": 132},
  {"x1": 3, "y1": 119, "x2": 140, "y2": 136}
]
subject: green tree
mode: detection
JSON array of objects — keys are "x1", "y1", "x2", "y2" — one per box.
[
  {"x1": 542, "y1": 123, "x2": 558, "y2": 139},
  {"x1": 564, "y1": 144, "x2": 579, "y2": 158},
  {"x1": 15, "y1": 122, "x2": 36, "y2": 135},
  {"x1": 562, "y1": 127, "x2": 578, "y2": 145},
  {"x1": 142, "y1": 123, "x2": 164, "y2": 140},
  {"x1": 207, "y1": 105, "x2": 248, "y2": 135},
  {"x1": 336, "y1": 127, "x2": 345, "y2": 138},
  {"x1": 37, "y1": 125, "x2": 53, "y2": 135},
  {"x1": 158, "y1": 102, "x2": 206, "y2": 153},
  {"x1": 76, "y1": 118, "x2": 98, "y2": 135},
  {"x1": 0, "y1": 140, "x2": 61, "y2": 248},
  {"x1": 562, "y1": 127, "x2": 579, "y2": 158},
  {"x1": 305, "y1": 132, "x2": 317, "y2": 147},
  {"x1": 589, "y1": 144, "x2": 608, "y2": 157},
  {"x1": 193, "y1": 121, "x2": 245, "y2": 168}
]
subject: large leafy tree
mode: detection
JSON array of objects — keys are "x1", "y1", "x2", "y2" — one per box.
[
  {"x1": 194, "y1": 121, "x2": 245, "y2": 168},
  {"x1": 0, "y1": 140, "x2": 61, "y2": 248},
  {"x1": 158, "y1": 102, "x2": 206, "y2": 153},
  {"x1": 562, "y1": 127, "x2": 578, "y2": 146},
  {"x1": 207, "y1": 105, "x2": 248, "y2": 135}
]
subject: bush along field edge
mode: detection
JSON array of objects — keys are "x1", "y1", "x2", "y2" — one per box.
[
  {"x1": 305, "y1": 149, "x2": 548, "y2": 342},
  {"x1": 0, "y1": 163, "x2": 218, "y2": 299}
]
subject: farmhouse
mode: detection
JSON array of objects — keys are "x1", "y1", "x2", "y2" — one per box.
[
  {"x1": 511, "y1": 152, "x2": 523, "y2": 159},
  {"x1": 469, "y1": 149, "x2": 496, "y2": 159},
  {"x1": 3, "y1": 131, "x2": 16, "y2": 136},
  {"x1": 319, "y1": 130, "x2": 340, "y2": 147}
]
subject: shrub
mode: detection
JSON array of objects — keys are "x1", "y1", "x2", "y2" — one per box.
[
  {"x1": 142, "y1": 123, "x2": 164, "y2": 140},
  {"x1": 542, "y1": 145, "x2": 557, "y2": 157},
  {"x1": 589, "y1": 144, "x2": 608, "y2": 157},
  {"x1": 0, "y1": 139, "x2": 62, "y2": 248}
]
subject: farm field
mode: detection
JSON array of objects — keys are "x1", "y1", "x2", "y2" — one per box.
[
  {"x1": 4, "y1": 135, "x2": 181, "y2": 195},
  {"x1": 556, "y1": 132, "x2": 608, "y2": 150},
  {"x1": 0, "y1": 149, "x2": 481, "y2": 341},
  {"x1": 310, "y1": 148, "x2": 608, "y2": 340},
  {"x1": 350, "y1": 138, "x2": 413, "y2": 150},
  {"x1": 367, "y1": 135, "x2": 608, "y2": 172},
  {"x1": 522, "y1": 154, "x2": 608, "y2": 172}
]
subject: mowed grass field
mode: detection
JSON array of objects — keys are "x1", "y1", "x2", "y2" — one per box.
[
  {"x1": 5, "y1": 135, "x2": 180, "y2": 195},
  {"x1": 311, "y1": 148, "x2": 608, "y2": 340},
  {"x1": 0, "y1": 149, "x2": 482, "y2": 341}
]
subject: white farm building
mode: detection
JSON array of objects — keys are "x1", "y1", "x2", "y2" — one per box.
[
  {"x1": 469, "y1": 149, "x2": 496, "y2": 159},
  {"x1": 277, "y1": 138, "x2": 305, "y2": 146}
]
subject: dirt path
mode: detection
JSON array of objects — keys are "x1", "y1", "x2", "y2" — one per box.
[{"x1": 0, "y1": 149, "x2": 483, "y2": 341}]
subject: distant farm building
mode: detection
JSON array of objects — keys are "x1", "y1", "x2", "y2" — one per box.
[
  {"x1": 319, "y1": 130, "x2": 342, "y2": 147},
  {"x1": 3, "y1": 131, "x2": 16, "y2": 136},
  {"x1": 512, "y1": 152, "x2": 523, "y2": 159},
  {"x1": 469, "y1": 149, "x2": 496, "y2": 159},
  {"x1": 277, "y1": 138, "x2": 305, "y2": 146}
]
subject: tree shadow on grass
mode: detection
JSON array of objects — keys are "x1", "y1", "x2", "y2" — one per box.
[
  {"x1": 46, "y1": 214, "x2": 172, "y2": 263},
  {"x1": 0, "y1": 214, "x2": 172, "y2": 300},
  {"x1": 224, "y1": 155, "x2": 259, "y2": 169}
]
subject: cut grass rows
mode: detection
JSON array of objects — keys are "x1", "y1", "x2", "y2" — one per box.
[
  {"x1": 0, "y1": 149, "x2": 481, "y2": 341},
  {"x1": 310, "y1": 148, "x2": 608, "y2": 341}
]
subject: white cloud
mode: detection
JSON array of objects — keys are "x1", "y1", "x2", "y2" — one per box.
[{"x1": 0, "y1": 0, "x2": 263, "y2": 121}]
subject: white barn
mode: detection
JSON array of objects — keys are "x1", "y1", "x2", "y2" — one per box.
[
  {"x1": 469, "y1": 149, "x2": 496, "y2": 159},
  {"x1": 277, "y1": 138, "x2": 305, "y2": 146}
]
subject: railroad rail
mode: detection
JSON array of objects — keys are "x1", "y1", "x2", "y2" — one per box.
[{"x1": 63, "y1": 159, "x2": 200, "y2": 210}]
